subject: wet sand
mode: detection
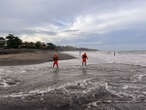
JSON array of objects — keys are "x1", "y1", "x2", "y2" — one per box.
[
  {"x1": 0, "y1": 51, "x2": 146, "y2": 110},
  {"x1": 0, "y1": 50, "x2": 74, "y2": 66}
]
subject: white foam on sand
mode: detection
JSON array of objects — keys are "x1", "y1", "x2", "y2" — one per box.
[
  {"x1": 0, "y1": 78, "x2": 109, "y2": 98},
  {"x1": 0, "y1": 78, "x2": 92, "y2": 98},
  {"x1": 0, "y1": 69, "x2": 5, "y2": 75}
]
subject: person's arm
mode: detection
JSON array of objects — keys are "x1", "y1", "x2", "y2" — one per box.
[{"x1": 53, "y1": 57, "x2": 55, "y2": 61}]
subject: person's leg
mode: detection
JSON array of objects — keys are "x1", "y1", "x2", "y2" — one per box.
[
  {"x1": 82, "y1": 58, "x2": 86, "y2": 66},
  {"x1": 53, "y1": 61, "x2": 58, "y2": 68},
  {"x1": 85, "y1": 61, "x2": 86, "y2": 66},
  {"x1": 53, "y1": 62, "x2": 55, "y2": 68},
  {"x1": 56, "y1": 61, "x2": 59, "y2": 68}
]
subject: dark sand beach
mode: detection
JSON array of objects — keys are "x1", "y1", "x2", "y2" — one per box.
[{"x1": 0, "y1": 49, "x2": 75, "y2": 66}]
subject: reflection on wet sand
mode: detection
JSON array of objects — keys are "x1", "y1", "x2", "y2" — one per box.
[
  {"x1": 52, "y1": 67, "x2": 59, "y2": 73},
  {"x1": 82, "y1": 67, "x2": 87, "y2": 74}
]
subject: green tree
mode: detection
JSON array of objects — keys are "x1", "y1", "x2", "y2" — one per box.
[
  {"x1": 35, "y1": 41, "x2": 42, "y2": 49},
  {"x1": 47, "y1": 43, "x2": 56, "y2": 50},
  {"x1": 23, "y1": 42, "x2": 35, "y2": 48},
  {"x1": 29, "y1": 42, "x2": 35, "y2": 48},
  {"x1": 6, "y1": 34, "x2": 22, "y2": 48},
  {"x1": 0, "y1": 37, "x2": 6, "y2": 48}
]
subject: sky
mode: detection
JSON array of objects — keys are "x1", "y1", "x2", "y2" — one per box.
[{"x1": 0, "y1": 0, "x2": 146, "y2": 50}]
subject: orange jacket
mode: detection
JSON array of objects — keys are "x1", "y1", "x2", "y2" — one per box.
[
  {"x1": 53, "y1": 53, "x2": 58, "y2": 61},
  {"x1": 82, "y1": 53, "x2": 88, "y2": 60}
]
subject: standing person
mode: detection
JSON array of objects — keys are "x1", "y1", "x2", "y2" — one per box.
[
  {"x1": 82, "y1": 52, "x2": 88, "y2": 66},
  {"x1": 53, "y1": 52, "x2": 59, "y2": 68}
]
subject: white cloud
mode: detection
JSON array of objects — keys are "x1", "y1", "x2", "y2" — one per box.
[
  {"x1": 27, "y1": 24, "x2": 61, "y2": 33},
  {"x1": 70, "y1": 8, "x2": 146, "y2": 34},
  {"x1": 21, "y1": 22, "x2": 81, "y2": 42},
  {"x1": 20, "y1": 6, "x2": 146, "y2": 43},
  {"x1": 20, "y1": 28, "x2": 79, "y2": 43},
  {"x1": 21, "y1": 34, "x2": 47, "y2": 42},
  {"x1": 14, "y1": 0, "x2": 146, "y2": 46}
]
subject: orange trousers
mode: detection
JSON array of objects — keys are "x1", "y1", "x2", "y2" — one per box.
[{"x1": 53, "y1": 61, "x2": 58, "y2": 68}]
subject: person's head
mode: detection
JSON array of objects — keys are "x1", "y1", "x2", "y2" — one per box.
[{"x1": 54, "y1": 52, "x2": 57, "y2": 56}]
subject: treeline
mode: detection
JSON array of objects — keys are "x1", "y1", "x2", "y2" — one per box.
[
  {"x1": 0, "y1": 34, "x2": 56, "y2": 49},
  {"x1": 0, "y1": 34, "x2": 97, "y2": 51},
  {"x1": 57, "y1": 46, "x2": 96, "y2": 51}
]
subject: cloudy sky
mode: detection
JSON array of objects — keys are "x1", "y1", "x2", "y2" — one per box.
[{"x1": 0, "y1": 0, "x2": 146, "y2": 50}]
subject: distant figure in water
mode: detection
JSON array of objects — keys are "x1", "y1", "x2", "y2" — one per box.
[
  {"x1": 82, "y1": 52, "x2": 88, "y2": 66},
  {"x1": 53, "y1": 52, "x2": 59, "y2": 68}
]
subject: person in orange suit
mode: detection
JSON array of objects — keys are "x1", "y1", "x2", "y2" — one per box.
[
  {"x1": 53, "y1": 53, "x2": 59, "y2": 68},
  {"x1": 82, "y1": 52, "x2": 88, "y2": 66}
]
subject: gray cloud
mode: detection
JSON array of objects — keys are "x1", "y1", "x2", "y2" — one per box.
[{"x1": 0, "y1": 0, "x2": 146, "y2": 49}]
